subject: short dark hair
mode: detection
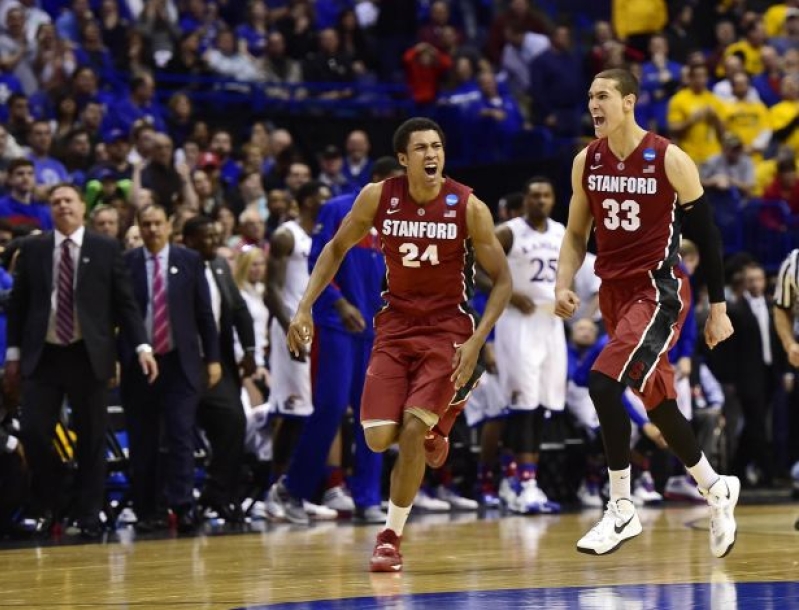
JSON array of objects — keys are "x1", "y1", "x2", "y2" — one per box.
[
  {"x1": 594, "y1": 68, "x2": 639, "y2": 98},
  {"x1": 392, "y1": 117, "x2": 446, "y2": 154},
  {"x1": 48, "y1": 183, "x2": 84, "y2": 201},
  {"x1": 182, "y1": 214, "x2": 215, "y2": 240},
  {"x1": 371, "y1": 156, "x2": 403, "y2": 181},
  {"x1": 7, "y1": 92, "x2": 27, "y2": 107},
  {"x1": 296, "y1": 179, "x2": 325, "y2": 206},
  {"x1": 136, "y1": 203, "x2": 168, "y2": 223},
  {"x1": 501, "y1": 192, "x2": 524, "y2": 214},
  {"x1": 90, "y1": 204, "x2": 119, "y2": 221},
  {"x1": 7, "y1": 157, "x2": 34, "y2": 174},
  {"x1": 524, "y1": 175, "x2": 554, "y2": 192}
]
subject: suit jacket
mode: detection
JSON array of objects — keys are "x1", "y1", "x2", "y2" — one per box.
[
  {"x1": 122, "y1": 245, "x2": 220, "y2": 390},
  {"x1": 206, "y1": 256, "x2": 255, "y2": 379},
  {"x1": 7, "y1": 231, "x2": 147, "y2": 380}
]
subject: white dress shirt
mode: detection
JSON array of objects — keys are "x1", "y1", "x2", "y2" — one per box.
[
  {"x1": 205, "y1": 262, "x2": 222, "y2": 330},
  {"x1": 745, "y1": 292, "x2": 773, "y2": 365}
]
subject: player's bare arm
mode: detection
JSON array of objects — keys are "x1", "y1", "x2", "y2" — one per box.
[
  {"x1": 287, "y1": 181, "x2": 382, "y2": 356},
  {"x1": 773, "y1": 305, "x2": 799, "y2": 367},
  {"x1": 452, "y1": 195, "x2": 511, "y2": 389},
  {"x1": 265, "y1": 227, "x2": 295, "y2": 335},
  {"x1": 475, "y1": 223, "x2": 533, "y2": 313},
  {"x1": 555, "y1": 148, "x2": 593, "y2": 319},
  {"x1": 664, "y1": 143, "x2": 733, "y2": 349}
]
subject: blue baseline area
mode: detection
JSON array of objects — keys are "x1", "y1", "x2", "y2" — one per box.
[{"x1": 237, "y1": 581, "x2": 799, "y2": 610}]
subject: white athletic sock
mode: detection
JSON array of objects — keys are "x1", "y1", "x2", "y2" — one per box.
[
  {"x1": 608, "y1": 466, "x2": 632, "y2": 504},
  {"x1": 385, "y1": 500, "x2": 412, "y2": 536},
  {"x1": 687, "y1": 453, "x2": 719, "y2": 491}
]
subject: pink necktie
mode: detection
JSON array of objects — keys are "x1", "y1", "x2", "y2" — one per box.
[
  {"x1": 151, "y1": 255, "x2": 170, "y2": 355},
  {"x1": 55, "y1": 239, "x2": 74, "y2": 344}
]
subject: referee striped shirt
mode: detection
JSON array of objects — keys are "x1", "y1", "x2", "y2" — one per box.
[{"x1": 774, "y1": 249, "x2": 799, "y2": 309}]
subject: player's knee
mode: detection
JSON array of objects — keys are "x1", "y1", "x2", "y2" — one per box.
[
  {"x1": 398, "y1": 414, "x2": 429, "y2": 454},
  {"x1": 364, "y1": 425, "x2": 398, "y2": 453},
  {"x1": 588, "y1": 371, "x2": 624, "y2": 412}
]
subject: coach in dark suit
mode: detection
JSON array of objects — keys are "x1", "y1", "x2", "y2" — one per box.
[
  {"x1": 183, "y1": 215, "x2": 256, "y2": 521},
  {"x1": 4, "y1": 184, "x2": 157, "y2": 537},
  {"x1": 120, "y1": 204, "x2": 220, "y2": 533}
]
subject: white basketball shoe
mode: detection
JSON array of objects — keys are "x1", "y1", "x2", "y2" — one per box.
[
  {"x1": 576, "y1": 498, "x2": 642, "y2": 555},
  {"x1": 699, "y1": 475, "x2": 740, "y2": 558}
]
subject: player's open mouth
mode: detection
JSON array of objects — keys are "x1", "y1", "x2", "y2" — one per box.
[
  {"x1": 593, "y1": 116, "x2": 605, "y2": 127},
  {"x1": 424, "y1": 164, "x2": 437, "y2": 177}
]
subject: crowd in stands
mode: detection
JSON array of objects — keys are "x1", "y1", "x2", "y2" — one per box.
[{"x1": 1, "y1": 0, "x2": 799, "y2": 537}]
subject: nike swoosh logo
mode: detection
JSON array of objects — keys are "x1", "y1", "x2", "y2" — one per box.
[
  {"x1": 590, "y1": 165, "x2": 603, "y2": 170},
  {"x1": 387, "y1": 209, "x2": 401, "y2": 215},
  {"x1": 614, "y1": 514, "x2": 635, "y2": 535}
]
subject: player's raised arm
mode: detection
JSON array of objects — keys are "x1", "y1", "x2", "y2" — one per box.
[
  {"x1": 555, "y1": 148, "x2": 593, "y2": 319},
  {"x1": 664, "y1": 143, "x2": 732, "y2": 348},
  {"x1": 287, "y1": 181, "x2": 381, "y2": 356},
  {"x1": 452, "y1": 195, "x2": 511, "y2": 388}
]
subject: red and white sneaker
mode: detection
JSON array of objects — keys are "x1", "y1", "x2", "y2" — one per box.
[
  {"x1": 424, "y1": 433, "x2": 449, "y2": 469},
  {"x1": 369, "y1": 529, "x2": 403, "y2": 572}
]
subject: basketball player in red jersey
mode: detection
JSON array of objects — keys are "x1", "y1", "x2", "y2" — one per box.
[
  {"x1": 555, "y1": 68, "x2": 740, "y2": 558},
  {"x1": 287, "y1": 118, "x2": 512, "y2": 572}
]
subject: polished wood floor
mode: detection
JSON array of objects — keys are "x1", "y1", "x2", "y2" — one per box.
[{"x1": 0, "y1": 504, "x2": 796, "y2": 609}]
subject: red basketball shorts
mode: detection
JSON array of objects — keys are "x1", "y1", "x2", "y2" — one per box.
[
  {"x1": 592, "y1": 267, "x2": 691, "y2": 410},
  {"x1": 360, "y1": 309, "x2": 476, "y2": 425}
]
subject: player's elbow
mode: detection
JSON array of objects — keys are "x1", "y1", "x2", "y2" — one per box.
[{"x1": 492, "y1": 263, "x2": 513, "y2": 305}]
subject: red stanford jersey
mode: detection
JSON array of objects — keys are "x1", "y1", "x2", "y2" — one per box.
[
  {"x1": 374, "y1": 175, "x2": 474, "y2": 316},
  {"x1": 582, "y1": 132, "x2": 681, "y2": 280}
]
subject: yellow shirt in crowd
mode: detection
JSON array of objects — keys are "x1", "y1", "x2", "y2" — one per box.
[
  {"x1": 723, "y1": 40, "x2": 764, "y2": 75},
  {"x1": 668, "y1": 89, "x2": 727, "y2": 164},
  {"x1": 764, "y1": 4, "x2": 789, "y2": 38},
  {"x1": 724, "y1": 98, "x2": 771, "y2": 152},
  {"x1": 612, "y1": 0, "x2": 667, "y2": 40},
  {"x1": 769, "y1": 100, "x2": 799, "y2": 153}
]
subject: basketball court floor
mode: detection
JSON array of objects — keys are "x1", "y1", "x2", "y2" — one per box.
[{"x1": 0, "y1": 502, "x2": 797, "y2": 609}]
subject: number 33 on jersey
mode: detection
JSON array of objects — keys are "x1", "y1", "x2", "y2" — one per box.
[{"x1": 583, "y1": 132, "x2": 681, "y2": 280}]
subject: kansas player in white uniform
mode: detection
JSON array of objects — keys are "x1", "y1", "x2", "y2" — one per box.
[
  {"x1": 494, "y1": 176, "x2": 566, "y2": 514},
  {"x1": 265, "y1": 181, "x2": 336, "y2": 521}
]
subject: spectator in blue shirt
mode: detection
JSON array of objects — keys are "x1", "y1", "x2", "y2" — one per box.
[
  {"x1": 235, "y1": 0, "x2": 270, "y2": 57},
  {"x1": 640, "y1": 34, "x2": 683, "y2": 133},
  {"x1": 27, "y1": 121, "x2": 69, "y2": 186},
  {"x1": 341, "y1": 129, "x2": 373, "y2": 191},
  {"x1": 0, "y1": 158, "x2": 52, "y2": 230},
  {"x1": 0, "y1": 71, "x2": 24, "y2": 124},
  {"x1": 529, "y1": 25, "x2": 585, "y2": 137},
  {"x1": 106, "y1": 74, "x2": 166, "y2": 134},
  {"x1": 465, "y1": 70, "x2": 523, "y2": 162}
]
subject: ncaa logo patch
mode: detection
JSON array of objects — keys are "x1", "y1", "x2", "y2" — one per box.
[
  {"x1": 643, "y1": 148, "x2": 656, "y2": 162},
  {"x1": 390, "y1": 197, "x2": 399, "y2": 207},
  {"x1": 445, "y1": 194, "x2": 459, "y2": 206}
]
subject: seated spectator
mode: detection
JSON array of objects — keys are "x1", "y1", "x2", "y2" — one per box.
[
  {"x1": 140, "y1": 133, "x2": 194, "y2": 214},
  {"x1": 668, "y1": 63, "x2": 726, "y2": 165},
  {"x1": 700, "y1": 133, "x2": 755, "y2": 199},
  {"x1": 723, "y1": 18, "x2": 768, "y2": 76},
  {"x1": 84, "y1": 167, "x2": 132, "y2": 210},
  {"x1": 124, "y1": 223, "x2": 142, "y2": 250},
  {"x1": 78, "y1": 100, "x2": 104, "y2": 145},
  {"x1": 303, "y1": 28, "x2": 358, "y2": 99},
  {"x1": 770, "y1": 8, "x2": 799, "y2": 55},
  {"x1": 61, "y1": 127, "x2": 94, "y2": 187},
  {"x1": 403, "y1": 41, "x2": 452, "y2": 105},
  {"x1": 204, "y1": 27, "x2": 264, "y2": 82},
  {"x1": 771, "y1": 74, "x2": 799, "y2": 154},
  {"x1": 108, "y1": 74, "x2": 167, "y2": 134},
  {"x1": 34, "y1": 21, "x2": 77, "y2": 95},
  {"x1": 208, "y1": 129, "x2": 242, "y2": 192},
  {"x1": 0, "y1": 124, "x2": 25, "y2": 187},
  {"x1": 74, "y1": 20, "x2": 115, "y2": 84},
  {"x1": 265, "y1": 187, "x2": 290, "y2": 236},
  {"x1": 529, "y1": 25, "x2": 584, "y2": 138},
  {"x1": 5, "y1": 93, "x2": 32, "y2": 145},
  {"x1": 192, "y1": 167, "x2": 223, "y2": 216},
  {"x1": 501, "y1": 23, "x2": 549, "y2": 106},
  {"x1": 0, "y1": 158, "x2": 52, "y2": 230},
  {"x1": 212, "y1": 204, "x2": 237, "y2": 246},
  {"x1": 723, "y1": 71, "x2": 772, "y2": 158},
  {"x1": 0, "y1": 6, "x2": 38, "y2": 95},
  {"x1": 165, "y1": 92, "x2": 195, "y2": 148},
  {"x1": 465, "y1": 70, "x2": 523, "y2": 162},
  {"x1": 263, "y1": 31, "x2": 303, "y2": 100},
  {"x1": 317, "y1": 145, "x2": 349, "y2": 197},
  {"x1": 342, "y1": 129, "x2": 373, "y2": 191},
  {"x1": 0, "y1": 64, "x2": 24, "y2": 124},
  {"x1": 275, "y1": 0, "x2": 317, "y2": 61},
  {"x1": 236, "y1": 0, "x2": 270, "y2": 58},
  {"x1": 707, "y1": 19, "x2": 737, "y2": 76},
  {"x1": 752, "y1": 46, "x2": 783, "y2": 107},
  {"x1": 136, "y1": 0, "x2": 180, "y2": 67},
  {"x1": 125, "y1": 29, "x2": 157, "y2": 76},
  {"x1": 485, "y1": 0, "x2": 551, "y2": 65},
  {"x1": 55, "y1": 0, "x2": 94, "y2": 44},
  {"x1": 230, "y1": 207, "x2": 267, "y2": 253},
  {"x1": 337, "y1": 8, "x2": 370, "y2": 70},
  {"x1": 713, "y1": 54, "x2": 762, "y2": 103},
  {"x1": 128, "y1": 121, "x2": 158, "y2": 165},
  {"x1": 50, "y1": 96, "x2": 80, "y2": 155},
  {"x1": 640, "y1": 34, "x2": 683, "y2": 134},
  {"x1": 27, "y1": 120, "x2": 69, "y2": 186},
  {"x1": 419, "y1": 0, "x2": 464, "y2": 52},
  {"x1": 163, "y1": 31, "x2": 211, "y2": 89},
  {"x1": 89, "y1": 203, "x2": 121, "y2": 240},
  {"x1": 763, "y1": 157, "x2": 799, "y2": 214},
  {"x1": 283, "y1": 161, "x2": 311, "y2": 198},
  {"x1": 99, "y1": 0, "x2": 131, "y2": 71},
  {"x1": 89, "y1": 128, "x2": 133, "y2": 182},
  {"x1": 236, "y1": 169, "x2": 269, "y2": 220}
]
